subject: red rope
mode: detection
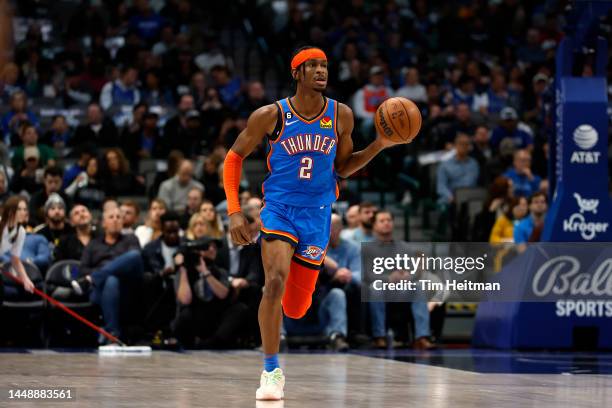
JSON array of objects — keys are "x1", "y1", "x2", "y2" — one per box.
[{"x1": 3, "y1": 271, "x2": 125, "y2": 346}]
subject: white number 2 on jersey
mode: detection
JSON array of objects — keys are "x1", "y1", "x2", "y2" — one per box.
[{"x1": 299, "y1": 156, "x2": 313, "y2": 179}]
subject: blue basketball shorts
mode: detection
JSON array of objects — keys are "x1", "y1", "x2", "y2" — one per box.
[{"x1": 260, "y1": 200, "x2": 332, "y2": 269}]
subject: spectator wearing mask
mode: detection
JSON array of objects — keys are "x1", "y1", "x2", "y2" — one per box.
[
  {"x1": 70, "y1": 207, "x2": 144, "y2": 342},
  {"x1": 0, "y1": 197, "x2": 51, "y2": 274},
  {"x1": 29, "y1": 166, "x2": 72, "y2": 225},
  {"x1": 158, "y1": 159, "x2": 204, "y2": 212},
  {"x1": 100, "y1": 66, "x2": 141, "y2": 111},
  {"x1": 135, "y1": 198, "x2": 167, "y2": 247},
  {"x1": 33, "y1": 193, "x2": 73, "y2": 248},
  {"x1": 72, "y1": 103, "x2": 119, "y2": 149},
  {"x1": 503, "y1": 149, "x2": 541, "y2": 198},
  {"x1": 55, "y1": 204, "x2": 97, "y2": 261},
  {"x1": 436, "y1": 133, "x2": 480, "y2": 205},
  {"x1": 173, "y1": 236, "x2": 248, "y2": 348},
  {"x1": 513, "y1": 192, "x2": 547, "y2": 245}
]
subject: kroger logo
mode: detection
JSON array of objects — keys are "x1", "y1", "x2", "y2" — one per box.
[
  {"x1": 562, "y1": 193, "x2": 609, "y2": 240},
  {"x1": 571, "y1": 124, "x2": 600, "y2": 164}
]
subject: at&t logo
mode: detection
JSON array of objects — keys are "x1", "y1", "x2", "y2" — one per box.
[{"x1": 570, "y1": 124, "x2": 600, "y2": 164}]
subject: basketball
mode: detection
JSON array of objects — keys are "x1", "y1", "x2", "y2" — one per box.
[{"x1": 375, "y1": 97, "x2": 422, "y2": 143}]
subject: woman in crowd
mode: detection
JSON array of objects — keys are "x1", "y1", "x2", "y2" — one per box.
[
  {"x1": 471, "y1": 176, "x2": 513, "y2": 241},
  {"x1": 0, "y1": 196, "x2": 35, "y2": 305},
  {"x1": 489, "y1": 196, "x2": 529, "y2": 243},
  {"x1": 100, "y1": 148, "x2": 145, "y2": 197},
  {"x1": 66, "y1": 156, "x2": 105, "y2": 211},
  {"x1": 199, "y1": 200, "x2": 224, "y2": 239},
  {"x1": 185, "y1": 212, "x2": 208, "y2": 240},
  {"x1": 135, "y1": 198, "x2": 167, "y2": 247}
]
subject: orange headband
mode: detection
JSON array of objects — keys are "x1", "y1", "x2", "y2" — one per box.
[{"x1": 291, "y1": 48, "x2": 327, "y2": 70}]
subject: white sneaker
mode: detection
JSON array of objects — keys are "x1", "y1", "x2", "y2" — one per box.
[{"x1": 256, "y1": 368, "x2": 285, "y2": 401}]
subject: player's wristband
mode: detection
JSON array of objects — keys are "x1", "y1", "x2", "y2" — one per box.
[{"x1": 223, "y1": 149, "x2": 244, "y2": 216}]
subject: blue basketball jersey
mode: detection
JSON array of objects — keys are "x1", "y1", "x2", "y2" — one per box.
[{"x1": 262, "y1": 97, "x2": 339, "y2": 207}]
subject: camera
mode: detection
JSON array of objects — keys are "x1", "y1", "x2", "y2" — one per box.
[{"x1": 176, "y1": 237, "x2": 222, "y2": 268}]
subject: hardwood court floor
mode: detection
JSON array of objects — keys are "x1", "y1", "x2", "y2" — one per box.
[{"x1": 1, "y1": 350, "x2": 611, "y2": 408}]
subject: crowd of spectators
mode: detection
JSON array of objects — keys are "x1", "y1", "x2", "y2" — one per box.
[{"x1": 0, "y1": 0, "x2": 607, "y2": 348}]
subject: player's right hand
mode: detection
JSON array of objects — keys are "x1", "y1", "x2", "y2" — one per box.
[{"x1": 229, "y1": 212, "x2": 252, "y2": 245}]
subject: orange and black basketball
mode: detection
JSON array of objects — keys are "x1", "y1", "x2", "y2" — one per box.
[{"x1": 374, "y1": 97, "x2": 422, "y2": 143}]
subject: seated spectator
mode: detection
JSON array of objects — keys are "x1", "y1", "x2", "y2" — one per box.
[
  {"x1": 343, "y1": 202, "x2": 377, "y2": 243},
  {"x1": 471, "y1": 176, "x2": 513, "y2": 241},
  {"x1": 128, "y1": 1, "x2": 166, "y2": 44},
  {"x1": 29, "y1": 166, "x2": 72, "y2": 225},
  {"x1": 395, "y1": 68, "x2": 427, "y2": 103},
  {"x1": 158, "y1": 159, "x2": 204, "y2": 212},
  {"x1": 0, "y1": 198, "x2": 51, "y2": 274},
  {"x1": 55, "y1": 204, "x2": 97, "y2": 262},
  {"x1": 63, "y1": 143, "x2": 95, "y2": 188},
  {"x1": 173, "y1": 236, "x2": 248, "y2": 348},
  {"x1": 429, "y1": 103, "x2": 477, "y2": 150},
  {"x1": 352, "y1": 66, "x2": 393, "y2": 137},
  {"x1": 1, "y1": 91, "x2": 39, "y2": 146},
  {"x1": 150, "y1": 149, "x2": 184, "y2": 199},
  {"x1": 470, "y1": 125, "x2": 493, "y2": 184},
  {"x1": 161, "y1": 94, "x2": 196, "y2": 151},
  {"x1": 199, "y1": 154, "x2": 225, "y2": 205},
  {"x1": 33, "y1": 193, "x2": 73, "y2": 248},
  {"x1": 71, "y1": 103, "x2": 119, "y2": 149},
  {"x1": 185, "y1": 212, "x2": 207, "y2": 240},
  {"x1": 0, "y1": 197, "x2": 35, "y2": 295},
  {"x1": 70, "y1": 206, "x2": 144, "y2": 342},
  {"x1": 210, "y1": 65, "x2": 242, "y2": 110},
  {"x1": 125, "y1": 111, "x2": 163, "y2": 163},
  {"x1": 326, "y1": 214, "x2": 362, "y2": 339},
  {"x1": 451, "y1": 75, "x2": 486, "y2": 113},
  {"x1": 100, "y1": 66, "x2": 141, "y2": 111},
  {"x1": 141, "y1": 211, "x2": 182, "y2": 339},
  {"x1": 0, "y1": 169, "x2": 10, "y2": 205},
  {"x1": 503, "y1": 149, "x2": 541, "y2": 198},
  {"x1": 40, "y1": 114, "x2": 73, "y2": 150},
  {"x1": 9, "y1": 147, "x2": 44, "y2": 195},
  {"x1": 199, "y1": 200, "x2": 224, "y2": 239},
  {"x1": 135, "y1": 198, "x2": 167, "y2": 247},
  {"x1": 66, "y1": 157, "x2": 106, "y2": 211},
  {"x1": 140, "y1": 69, "x2": 174, "y2": 106},
  {"x1": 490, "y1": 107, "x2": 533, "y2": 152},
  {"x1": 0, "y1": 62, "x2": 23, "y2": 103},
  {"x1": 340, "y1": 204, "x2": 360, "y2": 240},
  {"x1": 120, "y1": 200, "x2": 140, "y2": 234},
  {"x1": 179, "y1": 187, "x2": 203, "y2": 229},
  {"x1": 100, "y1": 148, "x2": 145, "y2": 196},
  {"x1": 513, "y1": 192, "x2": 547, "y2": 245},
  {"x1": 489, "y1": 196, "x2": 528, "y2": 243},
  {"x1": 436, "y1": 133, "x2": 480, "y2": 205},
  {"x1": 371, "y1": 210, "x2": 436, "y2": 350},
  {"x1": 481, "y1": 72, "x2": 520, "y2": 116},
  {"x1": 11, "y1": 123, "x2": 56, "y2": 170}
]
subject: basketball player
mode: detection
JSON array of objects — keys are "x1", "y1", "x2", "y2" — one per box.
[{"x1": 223, "y1": 46, "x2": 406, "y2": 400}]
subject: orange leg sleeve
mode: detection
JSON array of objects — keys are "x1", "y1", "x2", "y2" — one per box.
[{"x1": 281, "y1": 260, "x2": 320, "y2": 319}]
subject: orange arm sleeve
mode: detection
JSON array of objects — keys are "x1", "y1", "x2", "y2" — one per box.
[{"x1": 223, "y1": 149, "x2": 244, "y2": 216}]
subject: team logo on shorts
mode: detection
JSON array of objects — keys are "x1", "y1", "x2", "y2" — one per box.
[
  {"x1": 320, "y1": 116, "x2": 332, "y2": 129},
  {"x1": 302, "y1": 245, "x2": 323, "y2": 260}
]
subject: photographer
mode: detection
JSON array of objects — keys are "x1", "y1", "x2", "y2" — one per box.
[
  {"x1": 141, "y1": 211, "x2": 182, "y2": 340},
  {"x1": 172, "y1": 237, "x2": 248, "y2": 349}
]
